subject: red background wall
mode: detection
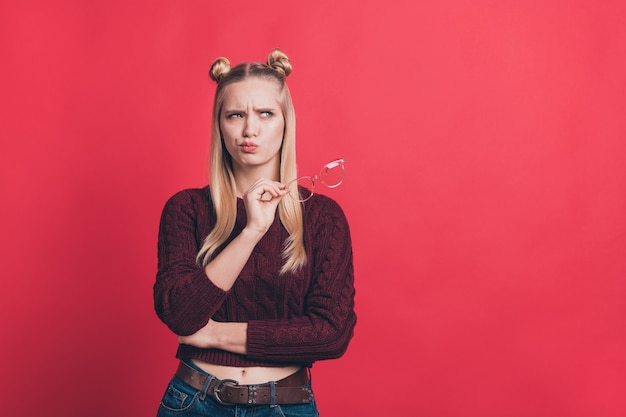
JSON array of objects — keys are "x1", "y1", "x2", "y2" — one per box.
[{"x1": 1, "y1": 1, "x2": 625, "y2": 416}]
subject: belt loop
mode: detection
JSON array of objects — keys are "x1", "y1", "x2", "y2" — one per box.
[
  {"x1": 198, "y1": 375, "x2": 214, "y2": 401},
  {"x1": 269, "y1": 381, "x2": 277, "y2": 407}
]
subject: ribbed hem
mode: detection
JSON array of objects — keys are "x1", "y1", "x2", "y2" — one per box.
[{"x1": 177, "y1": 345, "x2": 309, "y2": 368}]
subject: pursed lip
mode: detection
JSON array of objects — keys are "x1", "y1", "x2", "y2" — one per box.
[{"x1": 240, "y1": 142, "x2": 258, "y2": 152}]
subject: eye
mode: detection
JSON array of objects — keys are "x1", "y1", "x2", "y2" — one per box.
[
  {"x1": 228, "y1": 112, "x2": 244, "y2": 119},
  {"x1": 260, "y1": 110, "x2": 274, "y2": 117}
]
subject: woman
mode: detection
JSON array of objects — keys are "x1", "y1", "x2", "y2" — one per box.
[{"x1": 154, "y1": 48, "x2": 356, "y2": 417}]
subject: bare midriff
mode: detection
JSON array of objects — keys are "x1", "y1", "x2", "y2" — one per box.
[{"x1": 192, "y1": 359, "x2": 301, "y2": 385}]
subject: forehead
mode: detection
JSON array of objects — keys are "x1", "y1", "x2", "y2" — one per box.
[{"x1": 222, "y1": 78, "x2": 281, "y2": 107}]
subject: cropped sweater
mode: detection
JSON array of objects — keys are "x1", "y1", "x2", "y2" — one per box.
[{"x1": 154, "y1": 186, "x2": 356, "y2": 368}]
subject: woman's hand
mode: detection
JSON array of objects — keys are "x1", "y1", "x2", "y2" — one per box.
[
  {"x1": 242, "y1": 177, "x2": 288, "y2": 235},
  {"x1": 178, "y1": 319, "x2": 248, "y2": 354},
  {"x1": 178, "y1": 319, "x2": 218, "y2": 349}
]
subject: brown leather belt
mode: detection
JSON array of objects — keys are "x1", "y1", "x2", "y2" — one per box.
[{"x1": 175, "y1": 361, "x2": 314, "y2": 406}]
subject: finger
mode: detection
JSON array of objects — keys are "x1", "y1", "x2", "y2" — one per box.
[
  {"x1": 251, "y1": 181, "x2": 284, "y2": 199},
  {"x1": 261, "y1": 190, "x2": 288, "y2": 202}
]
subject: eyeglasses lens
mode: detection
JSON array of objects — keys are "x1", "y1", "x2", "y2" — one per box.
[
  {"x1": 288, "y1": 160, "x2": 344, "y2": 202},
  {"x1": 320, "y1": 161, "x2": 344, "y2": 188}
]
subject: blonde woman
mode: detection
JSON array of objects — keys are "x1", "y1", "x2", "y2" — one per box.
[{"x1": 154, "y1": 49, "x2": 356, "y2": 417}]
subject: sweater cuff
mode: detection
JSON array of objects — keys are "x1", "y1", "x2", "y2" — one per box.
[
  {"x1": 177, "y1": 269, "x2": 229, "y2": 334},
  {"x1": 246, "y1": 321, "x2": 267, "y2": 360},
  {"x1": 192, "y1": 268, "x2": 229, "y2": 301}
]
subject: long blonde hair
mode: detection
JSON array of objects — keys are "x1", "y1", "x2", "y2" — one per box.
[{"x1": 196, "y1": 49, "x2": 306, "y2": 274}]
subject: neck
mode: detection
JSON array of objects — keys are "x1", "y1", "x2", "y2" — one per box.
[{"x1": 233, "y1": 161, "x2": 280, "y2": 197}]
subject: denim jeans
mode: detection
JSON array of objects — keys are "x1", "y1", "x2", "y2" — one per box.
[{"x1": 156, "y1": 360, "x2": 319, "y2": 417}]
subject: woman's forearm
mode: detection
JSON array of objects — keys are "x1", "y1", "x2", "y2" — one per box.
[
  {"x1": 204, "y1": 227, "x2": 264, "y2": 291},
  {"x1": 212, "y1": 321, "x2": 248, "y2": 354},
  {"x1": 178, "y1": 319, "x2": 248, "y2": 355}
]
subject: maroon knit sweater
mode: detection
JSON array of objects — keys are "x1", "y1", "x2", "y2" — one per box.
[{"x1": 154, "y1": 187, "x2": 356, "y2": 368}]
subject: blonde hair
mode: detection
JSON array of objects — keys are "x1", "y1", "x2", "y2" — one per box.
[{"x1": 197, "y1": 48, "x2": 306, "y2": 274}]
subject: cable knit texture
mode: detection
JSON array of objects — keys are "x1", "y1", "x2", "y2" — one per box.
[{"x1": 154, "y1": 186, "x2": 356, "y2": 368}]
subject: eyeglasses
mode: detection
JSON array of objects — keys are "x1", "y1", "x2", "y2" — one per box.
[{"x1": 285, "y1": 159, "x2": 345, "y2": 202}]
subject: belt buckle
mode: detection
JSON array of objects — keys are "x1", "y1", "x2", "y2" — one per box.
[{"x1": 212, "y1": 379, "x2": 239, "y2": 405}]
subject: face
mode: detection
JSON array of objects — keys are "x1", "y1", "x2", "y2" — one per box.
[{"x1": 219, "y1": 78, "x2": 285, "y2": 173}]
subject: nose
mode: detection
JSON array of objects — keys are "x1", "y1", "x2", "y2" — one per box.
[{"x1": 242, "y1": 114, "x2": 258, "y2": 138}]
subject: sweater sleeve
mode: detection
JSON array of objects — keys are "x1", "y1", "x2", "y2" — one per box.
[
  {"x1": 246, "y1": 197, "x2": 357, "y2": 363},
  {"x1": 153, "y1": 189, "x2": 230, "y2": 336}
]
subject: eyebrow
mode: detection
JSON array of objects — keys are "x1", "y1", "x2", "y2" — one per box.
[{"x1": 223, "y1": 105, "x2": 278, "y2": 113}]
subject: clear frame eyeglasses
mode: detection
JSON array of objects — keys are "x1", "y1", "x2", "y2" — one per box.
[{"x1": 286, "y1": 158, "x2": 345, "y2": 203}]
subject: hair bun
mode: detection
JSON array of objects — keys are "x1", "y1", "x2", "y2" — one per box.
[
  {"x1": 209, "y1": 57, "x2": 231, "y2": 83},
  {"x1": 267, "y1": 48, "x2": 292, "y2": 77}
]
